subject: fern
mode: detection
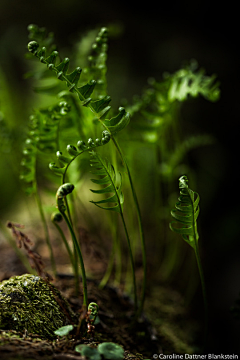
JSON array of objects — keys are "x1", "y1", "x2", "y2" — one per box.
[
  {"x1": 125, "y1": 60, "x2": 220, "y2": 144},
  {"x1": 27, "y1": 24, "x2": 56, "y2": 49},
  {"x1": 20, "y1": 101, "x2": 70, "y2": 194},
  {"x1": 167, "y1": 60, "x2": 220, "y2": 102},
  {"x1": 84, "y1": 27, "x2": 108, "y2": 97},
  {"x1": 170, "y1": 175, "x2": 200, "y2": 248},
  {"x1": 20, "y1": 101, "x2": 70, "y2": 275},
  {"x1": 89, "y1": 151, "x2": 137, "y2": 310},
  {"x1": 27, "y1": 41, "x2": 130, "y2": 135},
  {"x1": 89, "y1": 151, "x2": 124, "y2": 213},
  {"x1": 170, "y1": 175, "x2": 207, "y2": 345}
]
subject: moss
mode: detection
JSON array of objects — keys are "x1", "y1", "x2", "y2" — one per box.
[{"x1": 0, "y1": 274, "x2": 76, "y2": 339}]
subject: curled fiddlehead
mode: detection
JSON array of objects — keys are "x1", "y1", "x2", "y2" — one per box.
[
  {"x1": 56, "y1": 183, "x2": 75, "y2": 213},
  {"x1": 169, "y1": 175, "x2": 200, "y2": 248},
  {"x1": 49, "y1": 130, "x2": 111, "y2": 180},
  {"x1": 89, "y1": 151, "x2": 124, "y2": 213},
  {"x1": 27, "y1": 24, "x2": 55, "y2": 48},
  {"x1": 85, "y1": 302, "x2": 99, "y2": 335},
  {"x1": 27, "y1": 39, "x2": 130, "y2": 135}
]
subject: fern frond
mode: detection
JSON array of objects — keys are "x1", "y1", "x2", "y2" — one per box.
[
  {"x1": 28, "y1": 39, "x2": 130, "y2": 135},
  {"x1": 86, "y1": 27, "x2": 108, "y2": 97},
  {"x1": 20, "y1": 101, "x2": 70, "y2": 194},
  {"x1": 49, "y1": 130, "x2": 111, "y2": 180},
  {"x1": 170, "y1": 176, "x2": 208, "y2": 341},
  {"x1": 27, "y1": 24, "x2": 55, "y2": 49},
  {"x1": 170, "y1": 175, "x2": 200, "y2": 248},
  {"x1": 167, "y1": 60, "x2": 220, "y2": 102},
  {"x1": 89, "y1": 151, "x2": 124, "y2": 213}
]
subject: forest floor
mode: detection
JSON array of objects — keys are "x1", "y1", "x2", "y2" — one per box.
[{"x1": 0, "y1": 232, "x2": 199, "y2": 359}]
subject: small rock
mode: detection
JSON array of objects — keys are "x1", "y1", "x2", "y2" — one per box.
[{"x1": 0, "y1": 274, "x2": 76, "y2": 339}]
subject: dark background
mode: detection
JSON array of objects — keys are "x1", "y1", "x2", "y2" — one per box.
[{"x1": 0, "y1": 0, "x2": 239, "y2": 355}]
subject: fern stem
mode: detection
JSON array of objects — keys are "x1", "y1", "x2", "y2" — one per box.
[
  {"x1": 194, "y1": 245, "x2": 208, "y2": 349},
  {"x1": 99, "y1": 242, "x2": 115, "y2": 289},
  {"x1": 35, "y1": 189, "x2": 57, "y2": 276},
  {"x1": 61, "y1": 211, "x2": 88, "y2": 308},
  {"x1": 111, "y1": 136, "x2": 146, "y2": 317},
  {"x1": 119, "y1": 211, "x2": 138, "y2": 311},
  {"x1": 99, "y1": 213, "x2": 119, "y2": 289},
  {"x1": 52, "y1": 220, "x2": 79, "y2": 294}
]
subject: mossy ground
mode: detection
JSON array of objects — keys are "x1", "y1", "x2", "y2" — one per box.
[{"x1": 0, "y1": 238, "x2": 197, "y2": 359}]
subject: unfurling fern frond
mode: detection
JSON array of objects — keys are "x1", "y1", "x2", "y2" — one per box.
[
  {"x1": 89, "y1": 151, "x2": 124, "y2": 213},
  {"x1": 170, "y1": 175, "x2": 200, "y2": 248},
  {"x1": 27, "y1": 40, "x2": 130, "y2": 135},
  {"x1": 49, "y1": 130, "x2": 111, "y2": 180},
  {"x1": 27, "y1": 24, "x2": 56, "y2": 49},
  {"x1": 85, "y1": 27, "x2": 108, "y2": 97},
  {"x1": 167, "y1": 60, "x2": 220, "y2": 102},
  {"x1": 20, "y1": 101, "x2": 70, "y2": 194},
  {"x1": 169, "y1": 176, "x2": 208, "y2": 343}
]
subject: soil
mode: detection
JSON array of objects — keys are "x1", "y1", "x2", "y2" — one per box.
[{"x1": 0, "y1": 236, "x2": 198, "y2": 359}]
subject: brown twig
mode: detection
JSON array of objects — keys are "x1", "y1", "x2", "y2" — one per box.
[{"x1": 7, "y1": 221, "x2": 52, "y2": 280}]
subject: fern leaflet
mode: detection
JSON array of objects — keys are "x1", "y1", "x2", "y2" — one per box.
[{"x1": 89, "y1": 151, "x2": 124, "y2": 213}]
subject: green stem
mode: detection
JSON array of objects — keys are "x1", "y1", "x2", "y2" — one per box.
[
  {"x1": 61, "y1": 211, "x2": 88, "y2": 308},
  {"x1": 99, "y1": 243, "x2": 115, "y2": 289},
  {"x1": 112, "y1": 136, "x2": 146, "y2": 318},
  {"x1": 195, "y1": 245, "x2": 208, "y2": 350},
  {"x1": 52, "y1": 221, "x2": 79, "y2": 295},
  {"x1": 35, "y1": 190, "x2": 56, "y2": 276},
  {"x1": 120, "y1": 211, "x2": 138, "y2": 311}
]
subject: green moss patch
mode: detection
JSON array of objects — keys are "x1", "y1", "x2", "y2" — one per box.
[{"x1": 0, "y1": 274, "x2": 76, "y2": 339}]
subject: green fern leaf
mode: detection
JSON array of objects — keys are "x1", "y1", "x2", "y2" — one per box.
[
  {"x1": 27, "y1": 33, "x2": 130, "y2": 135},
  {"x1": 169, "y1": 175, "x2": 199, "y2": 248},
  {"x1": 89, "y1": 151, "x2": 124, "y2": 213}
]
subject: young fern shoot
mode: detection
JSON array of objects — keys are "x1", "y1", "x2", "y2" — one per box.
[
  {"x1": 56, "y1": 183, "x2": 88, "y2": 308},
  {"x1": 169, "y1": 175, "x2": 208, "y2": 345},
  {"x1": 89, "y1": 151, "x2": 138, "y2": 312}
]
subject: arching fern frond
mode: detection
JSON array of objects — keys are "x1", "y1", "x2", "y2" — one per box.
[
  {"x1": 89, "y1": 151, "x2": 124, "y2": 213},
  {"x1": 49, "y1": 130, "x2": 111, "y2": 181},
  {"x1": 170, "y1": 175, "x2": 200, "y2": 248},
  {"x1": 27, "y1": 40, "x2": 130, "y2": 135}
]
